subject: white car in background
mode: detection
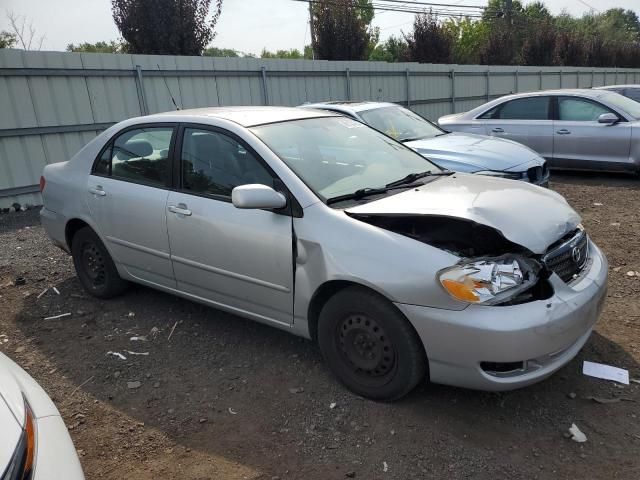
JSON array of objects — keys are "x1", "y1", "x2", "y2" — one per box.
[
  {"x1": 0, "y1": 352, "x2": 84, "y2": 479},
  {"x1": 300, "y1": 101, "x2": 550, "y2": 186}
]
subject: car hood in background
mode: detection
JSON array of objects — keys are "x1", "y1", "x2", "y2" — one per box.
[
  {"x1": 345, "y1": 173, "x2": 580, "y2": 254},
  {"x1": 405, "y1": 132, "x2": 540, "y2": 172}
]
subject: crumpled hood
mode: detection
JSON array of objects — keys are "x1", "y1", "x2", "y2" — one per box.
[
  {"x1": 345, "y1": 173, "x2": 581, "y2": 254},
  {"x1": 405, "y1": 132, "x2": 540, "y2": 171}
]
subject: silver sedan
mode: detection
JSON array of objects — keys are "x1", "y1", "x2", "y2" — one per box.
[
  {"x1": 41, "y1": 107, "x2": 607, "y2": 400},
  {"x1": 301, "y1": 101, "x2": 549, "y2": 186},
  {"x1": 439, "y1": 89, "x2": 640, "y2": 173}
]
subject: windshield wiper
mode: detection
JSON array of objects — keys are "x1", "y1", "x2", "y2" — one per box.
[
  {"x1": 400, "y1": 135, "x2": 431, "y2": 142},
  {"x1": 326, "y1": 181, "x2": 433, "y2": 205},
  {"x1": 385, "y1": 170, "x2": 452, "y2": 188}
]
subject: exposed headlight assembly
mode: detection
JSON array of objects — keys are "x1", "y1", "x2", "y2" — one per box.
[
  {"x1": 474, "y1": 170, "x2": 522, "y2": 180},
  {"x1": 439, "y1": 256, "x2": 538, "y2": 305}
]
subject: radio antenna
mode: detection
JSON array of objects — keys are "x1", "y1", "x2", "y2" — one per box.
[{"x1": 157, "y1": 63, "x2": 180, "y2": 110}]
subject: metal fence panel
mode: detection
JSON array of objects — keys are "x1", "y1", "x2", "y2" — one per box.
[{"x1": 1, "y1": 50, "x2": 638, "y2": 207}]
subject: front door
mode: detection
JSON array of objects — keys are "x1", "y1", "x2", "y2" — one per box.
[
  {"x1": 479, "y1": 96, "x2": 554, "y2": 159},
  {"x1": 87, "y1": 125, "x2": 176, "y2": 288},
  {"x1": 552, "y1": 96, "x2": 632, "y2": 170},
  {"x1": 166, "y1": 126, "x2": 294, "y2": 326}
]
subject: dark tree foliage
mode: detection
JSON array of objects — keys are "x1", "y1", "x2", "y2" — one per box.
[
  {"x1": 311, "y1": 0, "x2": 372, "y2": 60},
  {"x1": 111, "y1": 0, "x2": 223, "y2": 55},
  {"x1": 479, "y1": 28, "x2": 515, "y2": 65},
  {"x1": 520, "y1": 21, "x2": 558, "y2": 66},
  {"x1": 554, "y1": 32, "x2": 587, "y2": 66},
  {"x1": 404, "y1": 12, "x2": 453, "y2": 64}
]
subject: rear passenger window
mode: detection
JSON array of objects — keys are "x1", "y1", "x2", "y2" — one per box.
[
  {"x1": 93, "y1": 127, "x2": 174, "y2": 186},
  {"x1": 495, "y1": 97, "x2": 550, "y2": 120},
  {"x1": 181, "y1": 128, "x2": 274, "y2": 197}
]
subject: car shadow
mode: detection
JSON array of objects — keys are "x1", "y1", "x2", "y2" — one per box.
[
  {"x1": 14, "y1": 274, "x2": 640, "y2": 479},
  {"x1": 550, "y1": 170, "x2": 640, "y2": 190}
]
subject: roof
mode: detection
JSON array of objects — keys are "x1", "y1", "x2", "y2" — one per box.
[
  {"x1": 497, "y1": 88, "x2": 610, "y2": 100},
  {"x1": 595, "y1": 85, "x2": 640, "y2": 90},
  {"x1": 151, "y1": 106, "x2": 336, "y2": 127},
  {"x1": 301, "y1": 101, "x2": 399, "y2": 114}
]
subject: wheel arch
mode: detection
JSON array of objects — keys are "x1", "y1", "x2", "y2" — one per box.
[{"x1": 65, "y1": 218, "x2": 92, "y2": 250}]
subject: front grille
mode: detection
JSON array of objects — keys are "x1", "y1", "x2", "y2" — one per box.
[{"x1": 542, "y1": 229, "x2": 589, "y2": 283}]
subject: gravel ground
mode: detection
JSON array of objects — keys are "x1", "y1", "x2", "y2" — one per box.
[{"x1": 1, "y1": 172, "x2": 639, "y2": 480}]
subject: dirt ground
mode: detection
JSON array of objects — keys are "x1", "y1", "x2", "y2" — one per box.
[{"x1": 1, "y1": 172, "x2": 639, "y2": 480}]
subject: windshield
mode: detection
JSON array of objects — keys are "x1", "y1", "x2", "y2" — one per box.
[
  {"x1": 602, "y1": 91, "x2": 640, "y2": 120},
  {"x1": 359, "y1": 105, "x2": 444, "y2": 142},
  {"x1": 251, "y1": 117, "x2": 442, "y2": 201}
]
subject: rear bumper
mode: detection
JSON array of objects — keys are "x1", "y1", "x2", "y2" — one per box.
[
  {"x1": 396, "y1": 241, "x2": 608, "y2": 391},
  {"x1": 40, "y1": 207, "x2": 69, "y2": 253}
]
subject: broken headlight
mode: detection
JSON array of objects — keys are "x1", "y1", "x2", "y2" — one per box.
[{"x1": 439, "y1": 256, "x2": 537, "y2": 305}]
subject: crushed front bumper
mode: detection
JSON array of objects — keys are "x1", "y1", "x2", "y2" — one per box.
[{"x1": 396, "y1": 240, "x2": 608, "y2": 391}]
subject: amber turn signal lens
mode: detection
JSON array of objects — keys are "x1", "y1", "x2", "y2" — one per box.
[{"x1": 441, "y1": 279, "x2": 480, "y2": 302}]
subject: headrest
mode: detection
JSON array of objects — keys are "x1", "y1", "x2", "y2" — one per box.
[{"x1": 123, "y1": 139, "x2": 153, "y2": 158}]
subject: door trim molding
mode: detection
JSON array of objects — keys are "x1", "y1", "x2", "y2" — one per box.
[
  {"x1": 106, "y1": 236, "x2": 171, "y2": 259},
  {"x1": 171, "y1": 254, "x2": 291, "y2": 293}
]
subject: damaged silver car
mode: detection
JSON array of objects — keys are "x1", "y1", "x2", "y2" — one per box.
[{"x1": 40, "y1": 107, "x2": 608, "y2": 401}]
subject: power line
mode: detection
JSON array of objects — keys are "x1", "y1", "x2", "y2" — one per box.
[
  {"x1": 295, "y1": 0, "x2": 487, "y2": 18},
  {"x1": 370, "y1": 0, "x2": 484, "y2": 9}
]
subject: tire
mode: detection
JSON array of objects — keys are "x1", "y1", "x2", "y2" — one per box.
[
  {"x1": 71, "y1": 226, "x2": 127, "y2": 299},
  {"x1": 317, "y1": 286, "x2": 427, "y2": 401}
]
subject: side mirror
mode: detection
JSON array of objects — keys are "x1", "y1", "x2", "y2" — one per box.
[
  {"x1": 231, "y1": 184, "x2": 287, "y2": 210},
  {"x1": 597, "y1": 113, "x2": 619, "y2": 125}
]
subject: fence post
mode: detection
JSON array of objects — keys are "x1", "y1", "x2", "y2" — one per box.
[
  {"x1": 559, "y1": 69, "x2": 563, "y2": 88},
  {"x1": 514, "y1": 68, "x2": 519, "y2": 93},
  {"x1": 405, "y1": 69, "x2": 411, "y2": 108},
  {"x1": 450, "y1": 69, "x2": 456, "y2": 113},
  {"x1": 345, "y1": 68, "x2": 351, "y2": 100},
  {"x1": 260, "y1": 67, "x2": 270, "y2": 106},
  {"x1": 134, "y1": 65, "x2": 149, "y2": 115},
  {"x1": 539, "y1": 70, "x2": 543, "y2": 90},
  {"x1": 591, "y1": 69, "x2": 595, "y2": 87},
  {"x1": 485, "y1": 69, "x2": 490, "y2": 101},
  {"x1": 614, "y1": 68, "x2": 618, "y2": 84}
]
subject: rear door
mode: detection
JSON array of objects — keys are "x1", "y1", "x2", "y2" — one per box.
[
  {"x1": 165, "y1": 125, "x2": 294, "y2": 326},
  {"x1": 478, "y1": 96, "x2": 554, "y2": 159},
  {"x1": 87, "y1": 124, "x2": 176, "y2": 288},
  {"x1": 552, "y1": 96, "x2": 632, "y2": 170}
]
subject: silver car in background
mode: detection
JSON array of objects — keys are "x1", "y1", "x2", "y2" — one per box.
[
  {"x1": 40, "y1": 107, "x2": 607, "y2": 400},
  {"x1": 595, "y1": 84, "x2": 640, "y2": 104},
  {"x1": 301, "y1": 101, "x2": 549, "y2": 185},
  {"x1": 439, "y1": 89, "x2": 640, "y2": 174}
]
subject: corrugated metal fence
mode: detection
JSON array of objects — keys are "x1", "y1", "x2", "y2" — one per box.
[{"x1": 1, "y1": 49, "x2": 639, "y2": 208}]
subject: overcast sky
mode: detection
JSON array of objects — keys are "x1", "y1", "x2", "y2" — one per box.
[{"x1": 0, "y1": 0, "x2": 638, "y2": 55}]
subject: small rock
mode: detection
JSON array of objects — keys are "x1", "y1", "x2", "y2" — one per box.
[
  {"x1": 15, "y1": 346, "x2": 25, "y2": 354},
  {"x1": 567, "y1": 392, "x2": 576, "y2": 399},
  {"x1": 626, "y1": 271, "x2": 636, "y2": 277},
  {"x1": 329, "y1": 402, "x2": 337, "y2": 409},
  {"x1": 199, "y1": 418, "x2": 207, "y2": 423},
  {"x1": 113, "y1": 371, "x2": 121, "y2": 378},
  {"x1": 14, "y1": 277, "x2": 26, "y2": 286},
  {"x1": 127, "y1": 381, "x2": 141, "y2": 389},
  {"x1": 346, "y1": 472, "x2": 356, "y2": 478},
  {"x1": 153, "y1": 381, "x2": 160, "y2": 388},
  {"x1": 289, "y1": 387, "x2": 304, "y2": 394},
  {"x1": 168, "y1": 408, "x2": 175, "y2": 414}
]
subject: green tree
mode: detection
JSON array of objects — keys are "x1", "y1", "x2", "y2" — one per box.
[
  {"x1": 66, "y1": 40, "x2": 126, "y2": 53},
  {"x1": 202, "y1": 47, "x2": 240, "y2": 57},
  {"x1": 0, "y1": 31, "x2": 16, "y2": 48},
  {"x1": 311, "y1": 0, "x2": 375, "y2": 60},
  {"x1": 261, "y1": 48, "x2": 305, "y2": 59},
  {"x1": 443, "y1": 17, "x2": 487, "y2": 64},
  {"x1": 111, "y1": 0, "x2": 223, "y2": 55},
  {"x1": 368, "y1": 35, "x2": 408, "y2": 62}
]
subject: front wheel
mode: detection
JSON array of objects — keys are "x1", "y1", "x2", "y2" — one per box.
[
  {"x1": 71, "y1": 227, "x2": 127, "y2": 299},
  {"x1": 317, "y1": 286, "x2": 427, "y2": 401}
]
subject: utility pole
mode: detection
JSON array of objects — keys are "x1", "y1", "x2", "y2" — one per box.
[
  {"x1": 309, "y1": 2, "x2": 316, "y2": 60},
  {"x1": 505, "y1": 0, "x2": 513, "y2": 25}
]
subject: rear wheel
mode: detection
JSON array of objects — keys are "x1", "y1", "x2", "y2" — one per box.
[
  {"x1": 71, "y1": 227, "x2": 127, "y2": 298},
  {"x1": 317, "y1": 286, "x2": 427, "y2": 401}
]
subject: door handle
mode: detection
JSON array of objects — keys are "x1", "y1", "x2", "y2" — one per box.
[
  {"x1": 491, "y1": 127, "x2": 504, "y2": 133},
  {"x1": 88, "y1": 186, "x2": 106, "y2": 197},
  {"x1": 168, "y1": 204, "x2": 192, "y2": 216},
  {"x1": 556, "y1": 129, "x2": 571, "y2": 135}
]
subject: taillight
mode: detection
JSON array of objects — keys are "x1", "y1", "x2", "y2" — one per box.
[{"x1": 39, "y1": 176, "x2": 46, "y2": 193}]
